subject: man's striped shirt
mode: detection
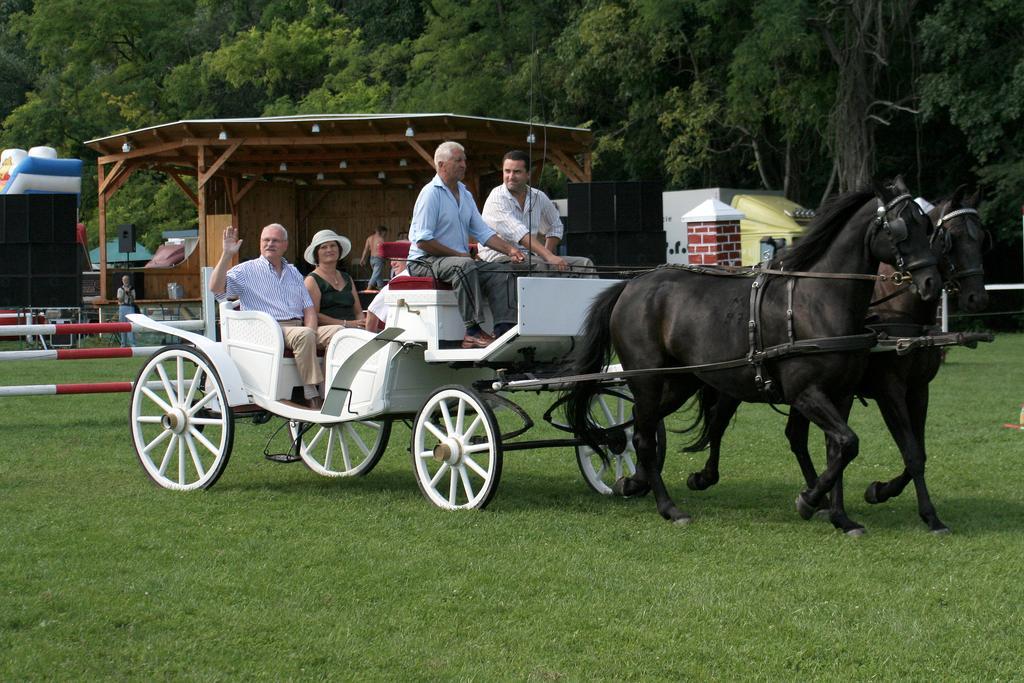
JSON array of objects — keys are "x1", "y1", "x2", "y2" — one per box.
[{"x1": 221, "y1": 256, "x2": 313, "y2": 320}]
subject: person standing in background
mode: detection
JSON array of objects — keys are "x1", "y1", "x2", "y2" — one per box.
[
  {"x1": 116, "y1": 274, "x2": 137, "y2": 347},
  {"x1": 360, "y1": 225, "x2": 389, "y2": 290}
]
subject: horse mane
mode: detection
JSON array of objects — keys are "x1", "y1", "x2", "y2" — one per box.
[{"x1": 773, "y1": 189, "x2": 874, "y2": 270}]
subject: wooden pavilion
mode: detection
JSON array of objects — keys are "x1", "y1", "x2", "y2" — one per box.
[{"x1": 84, "y1": 114, "x2": 593, "y2": 301}]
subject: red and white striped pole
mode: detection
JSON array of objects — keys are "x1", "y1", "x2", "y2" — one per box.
[
  {"x1": 0, "y1": 382, "x2": 134, "y2": 397},
  {"x1": 0, "y1": 346, "x2": 161, "y2": 361},
  {"x1": 0, "y1": 320, "x2": 203, "y2": 337}
]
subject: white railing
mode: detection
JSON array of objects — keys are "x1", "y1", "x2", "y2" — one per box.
[{"x1": 941, "y1": 283, "x2": 1024, "y2": 331}]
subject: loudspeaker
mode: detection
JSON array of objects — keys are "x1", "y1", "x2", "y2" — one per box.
[
  {"x1": 31, "y1": 277, "x2": 78, "y2": 308},
  {"x1": 564, "y1": 233, "x2": 617, "y2": 266},
  {"x1": 118, "y1": 223, "x2": 136, "y2": 254},
  {"x1": 615, "y1": 232, "x2": 667, "y2": 266},
  {"x1": 640, "y1": 181, "x2": 664, "y2": 231},
  {"x1": 1, "y1": 195, "x2": 29, "y2": 242},
  {"x1": 0, "y1": 277, "x2": 29, "y2": 305},
  {"x1": 0, "y1": 194, "x2": 81, "y2": 307},
  {"x1": 567, "y1": 182, "x2": 616, "y2": 233},
  {"x1": 614, "y1": 181, "x2": 664, "y2": 232},
  {"x1": 566, "y1": 231, "x2": 667, "y2": 268},
  {"x1": 567, "y1": 181, "x2": 662, "y2": 233},
  {"x1": 566, "y1": 183, "x2": 591, "y2": 234}
]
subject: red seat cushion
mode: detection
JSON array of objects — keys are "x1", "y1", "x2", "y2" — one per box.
[
  {"x1": 380, "y1": 241, "x2": 411, "y2": 259},
  {"x1": 389, "y1": 277, "x2": 452, "y2": 291}
]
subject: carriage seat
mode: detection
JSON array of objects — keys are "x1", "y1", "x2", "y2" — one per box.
[
  {"x1": 380, "y1": 241, "x2": 452, "y2": 290},
  {"x1": 218, "y1": 301, "x2": 314, "y2": 402}
]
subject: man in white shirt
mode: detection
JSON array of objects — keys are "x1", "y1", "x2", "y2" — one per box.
[{"x1": 478, "y1": 150, "x2": 596, "y2": 277}]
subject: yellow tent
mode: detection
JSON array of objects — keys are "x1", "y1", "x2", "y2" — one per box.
[{"x1": 732, "y1": 194, "x2": 809, "y2": 265}]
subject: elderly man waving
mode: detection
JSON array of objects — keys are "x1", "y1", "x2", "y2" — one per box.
[
  {"x1": 406, "y1": 141, "x2": 526, "y2": 347},
  {"x1": 209, "y1": 223, "x2": 340, "y2": 409}
]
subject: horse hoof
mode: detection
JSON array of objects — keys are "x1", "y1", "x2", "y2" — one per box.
[
  {"x1": 812, "y1": 508, "x2": 831, "y2": 520},
  {"x1": 672, "y1": 515, "x2": 693, "y2": 527},
  {"x1": 686, "y1": 473, "x2": 703, "y2": 491},
  {"x1": 613, "y1": 477, "x2": 650, "y2": 498},
  {"x1": 864, "y1": 482, "x2": 883, "y2": 505},
  {"x1": 795, "y1": 493, "x2": 816, "y2": 520},
  {"x1": 844, "y1": 527, "x2": 866, "y2": 537},
  {"x1": 930, "y1": 526, "x2": 951, "y2": 535}
]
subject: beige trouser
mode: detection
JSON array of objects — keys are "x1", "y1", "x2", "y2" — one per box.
[{"x1": 279, "y1": 320, "x2": 342, "y2": 386}]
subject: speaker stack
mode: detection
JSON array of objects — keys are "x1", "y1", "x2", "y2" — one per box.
[
  {"x1": 0, "y1": 194, "x2": 80, "y2": 307},
  {"x1": 565, "y1": 181, "x2": 665, "y2": 267}
]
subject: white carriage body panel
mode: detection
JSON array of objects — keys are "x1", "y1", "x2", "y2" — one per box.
[
  {"x1": 218, "y1": 302, "x2": 298, "y2": 402},
  {"x1": 324, "y1": 330, "x2": 392, "y2": 416},
  {"x1": 516, "y1": 277, "x2": 622, "y2": 336}
]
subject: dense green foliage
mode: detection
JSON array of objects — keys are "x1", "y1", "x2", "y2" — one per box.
[
  {"x1": 1, "y1": 336, "x2": 1022, "y2": 677},
  {"x1": 1, "y1": 0, "x2": 1022, "y2": 256}
]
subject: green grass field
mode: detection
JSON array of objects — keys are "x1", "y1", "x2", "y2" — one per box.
[{"x1": 2, "y1": 336, "x2": 1023, "y2": 679}]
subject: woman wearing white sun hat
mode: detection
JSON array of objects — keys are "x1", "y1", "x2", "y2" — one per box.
[{"x1": 303, "y1": 229, "x2": 366, "y2": 329}]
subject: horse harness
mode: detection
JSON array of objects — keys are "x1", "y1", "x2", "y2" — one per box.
[{"x1": 932, "y1": 206, "x2": 989, "y2": 293}]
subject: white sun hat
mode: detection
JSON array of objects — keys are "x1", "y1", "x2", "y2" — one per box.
[{"x1": 304, "y1": 229, "x2": 352, "y2": 265}]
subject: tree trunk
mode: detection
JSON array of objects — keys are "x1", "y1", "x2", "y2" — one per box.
[{"x1": 817, "y1": 0, "x2": 917, "y2": 192}]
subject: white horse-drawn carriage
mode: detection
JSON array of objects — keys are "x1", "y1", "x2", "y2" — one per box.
[{"x1": 128, "y1": 275, "x2": 643, "y2": 509}]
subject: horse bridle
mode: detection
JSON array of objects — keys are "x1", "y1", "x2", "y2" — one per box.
[
  {"x1": 932, "y1": 205, "x2": 989, "y2": 292},
  {"x1": 871, "y1": 193, "x2": 938, "y2": 282}
]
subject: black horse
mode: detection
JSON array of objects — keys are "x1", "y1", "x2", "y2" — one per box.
[
  {"x1": 685, "y1": 187, "x2": 990, "y2": 533},
  {"x1": 564, "y1": 178, "x2": 942, "y2": 527}
]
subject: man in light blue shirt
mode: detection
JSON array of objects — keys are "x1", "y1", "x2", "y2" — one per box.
[{"x1": 407, "y1": 141, "x2": 525, "y2": 348}]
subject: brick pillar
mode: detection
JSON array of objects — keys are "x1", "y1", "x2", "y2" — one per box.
[{"x1": 682, "y1": 199, "x2": 745, "y2": 266}]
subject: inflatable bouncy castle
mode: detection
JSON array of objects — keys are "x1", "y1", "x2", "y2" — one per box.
[{"x1": 0, "y1": 146, "x2": 83, "y2": 196}]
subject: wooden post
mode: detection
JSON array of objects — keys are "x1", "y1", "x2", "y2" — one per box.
[
  {"x1": 197, "y1": 145, "x2": 207, "y2": 272},
  {"x1": 98, "y1": 163, "x2": 108, "y2": 300}
]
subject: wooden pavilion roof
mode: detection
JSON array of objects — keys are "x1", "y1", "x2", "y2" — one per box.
[{"x1": 84, "y1": 113, "x2": 593, "y2": 187}]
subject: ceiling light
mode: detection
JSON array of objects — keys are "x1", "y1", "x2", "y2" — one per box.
[
  {"x1": 218, "y1": 131, "x2": 228, "y2": 140},
  {"x1": 405, "y1": 125, "x2": 415, "y2": 137},
  {"x1": 377, "y1": 171, "x2": 386, "y2": 180},
  {"x1": 526, "y1": 132, "x2": 536, "y2": 145},
  {"x1": 121, "y1": 141, "x2": 132, "y2": 153},
  {"x1": 311, "y1": 123, "x2": 320, "y2": 134},
  {"x1": 279, "y1": 162, "x2": 288, "y2": 171},
  {"x1": 316, "y1": 172, "x2": 325, "y2": 180},
  {"x1": 339, "y1": 160, "x2": 348, "y2": 169},
  {"x1": 399, "y1": 158, "x2": 408, "y2": 167}
]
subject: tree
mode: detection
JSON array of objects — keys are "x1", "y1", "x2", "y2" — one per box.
[
  {"x1": 919, "y1": 0, "x2": 1024, "y2": 240},
  {"x1": 813, "y1": 0, "x2": 919, "y2": 193}
]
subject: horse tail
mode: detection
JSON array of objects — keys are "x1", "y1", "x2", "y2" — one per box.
[
  {"x1": 562, "y1": 280, "x2": 629, "y2": 459},
  {"x1": 679, "y1": 384, "x2": 717, "y2": 452}
]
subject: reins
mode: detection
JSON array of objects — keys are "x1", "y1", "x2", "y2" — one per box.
[
  {"x1": 659, "y1": 262, "x2": 913, "y2": 284},
  {"x1": 492, "y1": 332, "x2": 879, "y2": 392}
]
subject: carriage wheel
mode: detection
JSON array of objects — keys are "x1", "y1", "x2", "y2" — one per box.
[
  {"x1": 412, "y1": 385, "x2": 503, "y2": 510},
  {"x1": 288, "y1": 419, "x2": 391, "y2": 477},
  {"x1": 130, "y1": 345, "x2": 234, "y2": 490},
  {"x1": 575, "y1": 389, "x2": 665, "y2": 495}
]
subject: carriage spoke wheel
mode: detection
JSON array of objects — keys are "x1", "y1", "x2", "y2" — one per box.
[
  {"x1": 412, "y1": 385, "x2": 503, "y2": 510},
  {"x1": 575, "y1": 390, "x2": 665, "y2": 496},
  {"x1": 288, "y1": 419, "x2": 391, "y2": 477},
  {"x1": 130, "y1": 345, "x2": 233, "y2": 490}
]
